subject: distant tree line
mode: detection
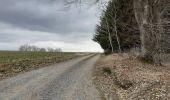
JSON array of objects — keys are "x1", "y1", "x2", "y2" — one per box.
[
  {"x1": 19, "y1": 44, "x2": 62, "y2": 52},
  {"x1": 93, "y1": 0, "x2": 141, "y2": 54}
]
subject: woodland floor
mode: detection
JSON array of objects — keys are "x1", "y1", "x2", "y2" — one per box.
[{"x1": 93, "y1": 53, "x2": 170, "y2": 100}]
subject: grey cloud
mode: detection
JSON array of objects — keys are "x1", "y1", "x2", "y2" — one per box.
[
  {"x1": 0, "y1": 0, "x2": 103, "y2": 52},
  {"x1": 0, "y1": 0, "x2": 97, "y2": 34},
  {"x1": 0, "y1": 29, "x2": 92, "y2": 44}
]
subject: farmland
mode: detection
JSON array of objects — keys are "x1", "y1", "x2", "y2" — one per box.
[
  {"x1": 0, "y1": 51, "x2": 78, "y2": 80},
  {"x1": 0, "y1": 51, "x2": 75, "y2": 64}
]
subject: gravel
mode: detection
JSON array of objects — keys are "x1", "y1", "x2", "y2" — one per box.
[{"x1": 0, "y1": 54, "x2": 101, "y2": 100}]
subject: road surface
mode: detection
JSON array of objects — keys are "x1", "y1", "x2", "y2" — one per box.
[{"x1": 0, "y1": 54, "x2": 101, "y2": 100}]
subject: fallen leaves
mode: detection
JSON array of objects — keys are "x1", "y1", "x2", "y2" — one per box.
[{"x1": 93, "y1": 53, "x2": 170, "y2": 100}]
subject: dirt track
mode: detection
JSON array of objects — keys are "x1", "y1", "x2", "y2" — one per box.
[{"x1": 0, "y1": 54, "x2": 101, "y2": 100}]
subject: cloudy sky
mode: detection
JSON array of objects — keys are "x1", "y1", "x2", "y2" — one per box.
[{"x1": 0, "y1": 0, "x2": 103, "y2": 52}]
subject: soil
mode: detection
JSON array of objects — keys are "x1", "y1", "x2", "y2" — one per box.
[{"x1": 0, "y1": 55, "x2": 80, "y2": 81}]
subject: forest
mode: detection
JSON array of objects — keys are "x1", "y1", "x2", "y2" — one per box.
[
  {"x1": 93, "y1": 0, "x2": 170, "y2": 64},
  {"x1": 92, "y1": 0, "x2": 170, "y2": 99}
]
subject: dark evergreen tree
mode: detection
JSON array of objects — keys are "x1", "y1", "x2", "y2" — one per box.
[{"x1": 93, "y1": 0, "x2": 141, "y2": 53}]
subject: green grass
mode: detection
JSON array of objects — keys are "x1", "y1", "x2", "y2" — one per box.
[{"x1": 0, "y1": 51, "x2": 75, "y2": 63}]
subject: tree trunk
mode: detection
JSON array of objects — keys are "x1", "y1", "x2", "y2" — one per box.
[
  {"x1": 133, "y1": 0, "x2": 170, "y2": 64},
  {"x1": 106, "y1": 18, "x2": 114, "y2": 53}
]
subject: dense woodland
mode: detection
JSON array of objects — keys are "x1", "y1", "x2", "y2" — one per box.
[
  {"x1": 93, "y1": 0, "x2": 170, "y2": 64},
  {"x1": 93, "y1": 0, "x2": 141, "y2": 54}
]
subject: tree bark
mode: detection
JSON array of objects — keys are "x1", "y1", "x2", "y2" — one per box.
[{"x1": 105, "y1": 18, "x2": 114, "y2": 53}]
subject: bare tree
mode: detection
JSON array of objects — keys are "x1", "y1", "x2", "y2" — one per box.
[
  {"x1": 19, "y1": 45, "x2": 25, "y2": 51},
  {"x1": 31, "y1": 45, "x2": 39, "y2": 51},
  {"x1": 55, "y1": 48, "x2": 62, "y2": 52},
  {"x1": 112, "y1": 0, "x2": 121, "y2": 53},
  {"x1": 19, "y1": 44, "x2": 63, "y2": 52},
  {"x1": 133, "y1": 0, "x2": 170, "y2": 64},
  {"x1": 19, "y1": 44, "x2": 30, "y2": 51},
  {"x1": 105, "y1": 17, "x2": 114, "y2": 53},
  {"x1": 47, "y1": 47, "x2": 54, "y2": 52},
  {"x1": 39, "y1": 48, "x2": 46, "y2": 52},
  {"x1": 97, "y1": 0, "x2": 122, "y2": 53}
]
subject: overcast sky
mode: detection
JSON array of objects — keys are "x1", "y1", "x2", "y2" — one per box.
[{"x1": 0, "y1": 0, "x2": 103, "y2": 52}]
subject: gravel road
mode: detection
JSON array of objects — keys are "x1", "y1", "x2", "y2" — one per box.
[{"x1": 0, "y1": 54, "x2": 101, "y2": 100}]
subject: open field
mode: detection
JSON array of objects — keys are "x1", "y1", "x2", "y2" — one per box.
[
  {"x1": 0, "y1": 51, "x2": 82, "y2": 80},
  {"x1": 0, "y1": 51, "x2": 75, "y2": 64}
]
